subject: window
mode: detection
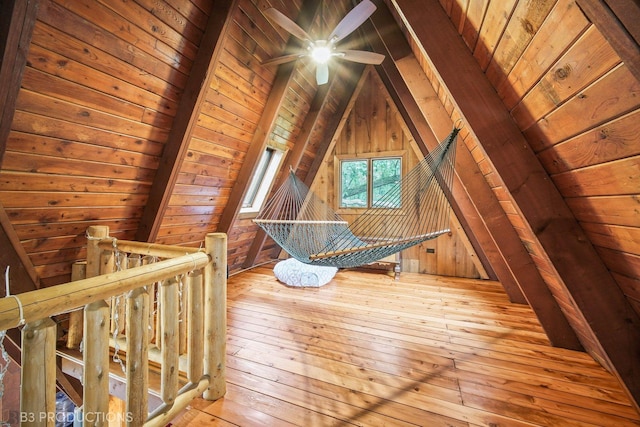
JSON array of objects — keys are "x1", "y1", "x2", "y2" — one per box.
[
  {"x1": 339, "y1": 156, "x2": 401, "y2": 208},
  {"x1": 340, "y1": 159, "x2": 368, "y2": 207},
  {"x1": 241, "y1": 147, "x2": 284, "y2": 214}
]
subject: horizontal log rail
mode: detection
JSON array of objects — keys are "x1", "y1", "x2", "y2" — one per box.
[
  {"x1": 97, "y1": 239, "x2": 202, "y2": 258},
  {"x1": 1, "y1": 226, "x2": 227, "y2": 427},
  {"x1": 0, "y1": 253, "x2": 209, "y2": 330}
]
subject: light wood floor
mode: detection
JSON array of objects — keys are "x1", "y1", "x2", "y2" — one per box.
[{"x1": 172, "y1": 264, "x2": 640, "y2": 426}]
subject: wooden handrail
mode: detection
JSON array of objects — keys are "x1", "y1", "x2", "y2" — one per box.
[
  {"x1": 97, "y1": 239, "x2": 202, "y2": 258},
  {"x1": 0, "y1": 252, "x2": 210, "y2": 331}
]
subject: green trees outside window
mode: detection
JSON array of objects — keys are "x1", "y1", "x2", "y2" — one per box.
[{"x1": 340, "y1": 157, "x2": 401, "y2": 208}]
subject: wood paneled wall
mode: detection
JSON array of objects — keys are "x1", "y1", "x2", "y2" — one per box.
[
  {"x1": 1, "y1": 0, "x2": 209, "y2": 285},
  {"x1": 0, "y1": 0, "x2": 377, "y2": 281},
  {"x1": 311, "y1": 70, "x2": 482, "y2": 278}
]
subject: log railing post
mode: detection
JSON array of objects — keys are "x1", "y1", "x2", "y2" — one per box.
[
  {"x1": 86, "y1": 226, "x2": 109, "y2": 278},
  {"x1": 160, "y1": 277, "x2": 180, "y2": 406},
  {"x1": 178, "y1": 278, "x2": 188, "y2": 356},
  {"x1": 83, "y1": 225, "x2": 110, "y2": 426},
  {"x1": 203, "y1": 233, "x2": 227, "y2": 400},
  {"x1": 126, "y1": 287, "x2": 150, "y2": 426},
  {"x1": 187, "y1": 270, "x2": 204, "y2": 382},
  {"x1": 67, "y1": 261, "x2": 87, "y2": 349},
  {"x1": 83, "y1": 300, "x2": 110, "y2": 427},
  {"x1": 21, "y1": 318, "x2": 57, "y2": 427}
]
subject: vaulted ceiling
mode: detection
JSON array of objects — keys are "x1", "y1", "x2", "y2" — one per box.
[{"x1": 1, "y1": 0, "x2": 639, "y2": 413}]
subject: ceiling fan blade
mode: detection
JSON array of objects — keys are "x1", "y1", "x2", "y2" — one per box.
[
  {"x1": 316, "y1": 63, "x2": 329, "y2": 85},
  {"x1": 338, "y1": 50, "x2": 385, "y2": 65},
  {"x1": 328, "y1": 0, "x2": 377, "y2": 43},
  {"x1": 262, "y1": 53, "x2": 305, "y2": 66},
  {"x1": 264, "y1": 8, "x2": 312, "y2": 42}
]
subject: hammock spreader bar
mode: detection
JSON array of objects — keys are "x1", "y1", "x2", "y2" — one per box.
[{"x1": 254, "y1": 126, "x2": 460, "y2": 268}]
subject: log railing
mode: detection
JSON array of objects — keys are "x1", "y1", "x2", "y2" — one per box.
[{"x1": 0, "y1": 226, "x2": 227, "y2": 427}]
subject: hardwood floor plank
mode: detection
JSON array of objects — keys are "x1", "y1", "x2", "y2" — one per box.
[
  {"x1": 454, "y1": 360, "x2": 633, "y2": 405},
  {"x1": 231, "y1": 338, "x2": 463, "y2": 403},
  {"x1": 227, "y1": 327, "x2": 459, "y2": 391},
  {"x1": 191, "y1": 387, "x2": 300, "y2": 427},
  {"x1": 170, "y1": 267, "x2": 640, "y2": 426},
  {"x1": 227, "y1": 358, "x2": 466, "y2": 427},
  {"x1": 227, "y1": 369, "x2": 422, "y2": 426},
  {"x1": 170, "y1": 409, "x2": 240, "y2": 426},
  {"x1": 458, "y1": 372, "x2": 640, "y2": 419}
]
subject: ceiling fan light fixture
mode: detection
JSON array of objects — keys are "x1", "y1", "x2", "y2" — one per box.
[
  {"x1": 310, "y1": 41, "x2": 332, "y2": 64},
  {"x1": 262, "y1": 0, "x2": 383, "y2": 85}
]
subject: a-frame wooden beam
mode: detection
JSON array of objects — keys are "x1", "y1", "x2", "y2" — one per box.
[
  {"x1": 217, "y1": 0, "x2": 322, "y2": 235},
  {"x1": 2, "y1": 203, "x2": 85, "y2": 404},
  {"x1": 242, "y1": 61, "x2": 366, "y2": 268},
  {"x1": 361, "y1": 8, "x2": 496, "y2": 282},
  {"x1": 392, "y1": 0, "x2": 640, "y2": 410},
  {"x1": 0, "y1": 0, "x2": 39, "y2": 166},
  {"x1": 135, "y1": 0, "x2": 237, "y2": 242},
  {"x1": 364, "y1": 1, "x2": 582, "y2": 350},
  {"x1": 0, "y1": 203, "x2": 39, "y2": 293},
  {"x1": 0, "y1": 0, "x2": 40, "y2": 292},
  {"x1": 0, "y1": 2, "x2": 82, "y2": 393}
]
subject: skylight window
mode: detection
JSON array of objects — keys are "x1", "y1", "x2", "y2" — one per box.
[{"x1": 241, "y1": 147, "x2": 284, "y2": 215}]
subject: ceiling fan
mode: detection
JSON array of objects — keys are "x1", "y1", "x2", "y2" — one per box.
[{"x1": 262, "y1": 0, "x2": 385, "y2": 85}]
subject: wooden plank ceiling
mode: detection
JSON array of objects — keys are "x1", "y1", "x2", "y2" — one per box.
[{"x1": 0, "y1": 0, "x2": 639, "y2": 414}]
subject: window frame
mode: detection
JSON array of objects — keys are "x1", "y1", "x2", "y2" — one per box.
[
  {"x1": 240, "y1": 146, "x2": 286, "y2": 216},
  {"x1": 335, "y1": 150, "x2": 405, "y2": 213}
]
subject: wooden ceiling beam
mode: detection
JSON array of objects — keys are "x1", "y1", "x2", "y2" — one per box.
[
  {"x1": 392, "y1": 0, "x2": 640, "y2": 410},
  {"x1": 0, "y1": 0, "x2": 39, "y2": 166},
  {"x1": 362, "y1": 13, "x2": 497, "y2": 282},
  {"x1": 217, "y1": 0, "x2": 322, "y2": 235},
  {"x1": 135, "y1": 0, "x2": 237, "y2": 242},
  {"x1": 365, "y1": 0, "x2": 582, "y2": 350},
  {"x1": 0, "y1": 202, "x2": 39, "y2": 292},
  {"x1": 1, "y1": 203, "x2": 85, "y2": 406}
]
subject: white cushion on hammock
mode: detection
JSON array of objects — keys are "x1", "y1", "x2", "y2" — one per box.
[{"x1": 273, "y1": 258, "x2": 337, "y2": 288}]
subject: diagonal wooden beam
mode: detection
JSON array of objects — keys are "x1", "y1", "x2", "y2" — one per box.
[
  {"x1": 263, "y1": 66, "x2": 370, "y2": 264},
  {"x1": 365, "y1": 20, "x2": 497, "y2": 282},
  {"x1": 1, "y1": 203, "x2": 87, "y2": 405},
  {"x1": 0, "y1": 0, "x2": 39, "y2": 166},
  {"x1": 135, "y1": 0, "x2": 238, "y2": 242},
  {"x1": 364, "y1": 1, "x2": 582, "y2": 350},
  {"x1": 392, "y1": 0, "x2": 640, "y2": 410},
  {"x1": 1, "y1": 202, "x2": 39, "y2": 291},
  {"x1": 242, "y1": 61, "x2": 366, "y2": 268},
  {"x1": 241, "y1": 70, "x2": 336, "y2": 268},
  {"x1": 363, "y1": 3, "x2": 494, "y2": 286},
  {"x1": 217, "y1": 0, "x2": 322, "y2": 234}
]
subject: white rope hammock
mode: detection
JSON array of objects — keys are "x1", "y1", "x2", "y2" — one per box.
[{"x1": 254, "y1": 125, "x2": 460, "y2": 268}]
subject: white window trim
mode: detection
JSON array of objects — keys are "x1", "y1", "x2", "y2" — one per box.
[{"x1": 240, "y1": 147, "x2": 285, "y2": 215}]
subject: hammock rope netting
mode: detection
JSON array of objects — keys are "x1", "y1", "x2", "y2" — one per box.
[{"x1": 254, "y1": 126, "x2": 460, "y2": 268}]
